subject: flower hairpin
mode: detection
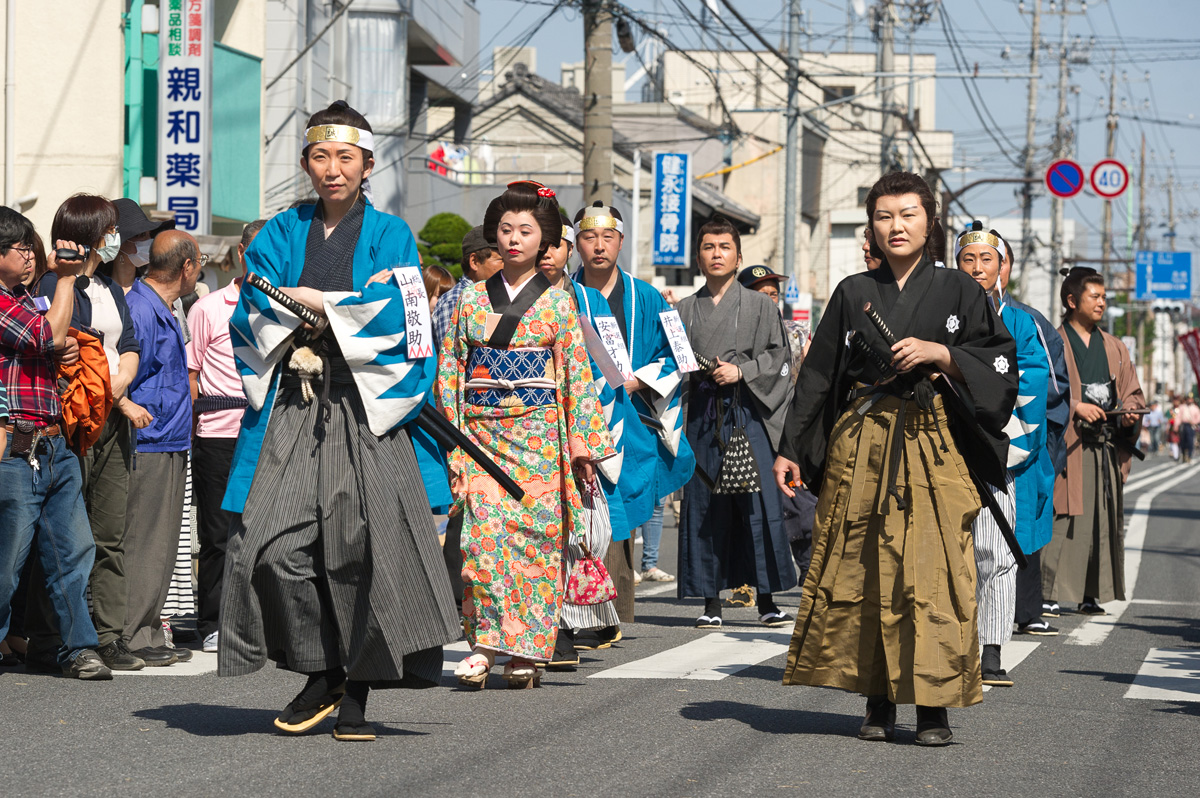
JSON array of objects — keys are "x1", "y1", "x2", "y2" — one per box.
[{"x1": 537, "y1": 187, "x2": 556, "y2": 199}]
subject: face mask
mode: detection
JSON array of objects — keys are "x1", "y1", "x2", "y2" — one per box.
[
  {"x1": 96, "y1": 231, "x2": 121, "y2": 264},
  {"x1": 127, "y1": 239, "x2": 151, "y2": 268}
]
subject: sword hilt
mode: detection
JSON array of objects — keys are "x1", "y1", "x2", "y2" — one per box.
[
  {"x1": 244, "y1": 272, "x2": 326, "y2": 332},
  {"x1": 863, "y1": 302, "x2": 898, "y2": 347},
  {"x1": 848, "y1": 330, "x2": 896, "y2": 380}
]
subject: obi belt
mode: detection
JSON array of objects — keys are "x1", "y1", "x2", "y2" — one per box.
[{"x1": 465, "y1": 346, "x2": 557, "y2": 408}]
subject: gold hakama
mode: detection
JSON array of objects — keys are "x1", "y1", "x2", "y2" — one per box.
[{"x1": 782, "y1": 394, "x2": 984, "y2": 708}]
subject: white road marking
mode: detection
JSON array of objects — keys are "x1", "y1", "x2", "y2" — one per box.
[
  {"x1": 589, "y1": 628, "x2": 792, "y2": 680},
  {"x1": 1067, "y1": 464, "x2": 1200, "y2": 646},
  {"x1": 983, "y1": 640, "x2": 1041, "y2": 692},
  {"x1": 637, "y1": 582, "x2": 677, "y2": 597},
  {"x1": 113, "y1": 651, "x2": 217, "y2": 676},
  {"x1": 1123, "y1": 461, "x2": 1183, "y2": 493},
  {"x1": 1125, "y1": 648, "x2": 1200, "y2": 703},
  {"x1": 1129, "y1": 599, "x2": 1200, "y2": 606}
]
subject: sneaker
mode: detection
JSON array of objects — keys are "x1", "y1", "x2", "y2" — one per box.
[
  {"x1": 642, "y1": 567, "x2": 676, "y2": 582},
  {"x1": 64, "y1": 649, "x2": 113, "y2": 680},
  {"x1": 634, "y1": 534, "x2": 644, "y2": 544},
  {"x1": 1042, "y1": 601, "x2": 1061, "y2": 617},
  {"x1": 633, "y1": 569, "x2": 642, "y2": 585},
  {"x1": 23, "y1": 650, "x2": 61, "y2": 674},
  {"x1": 97, "y1": 640, "x2": 145, "y2": 671},
  {"x1": 1016, "y1": 620, "x2": 1060, "y2": 636},
  {"x1": 202, "y1": 631, "x2": 219, "y2": 653}
]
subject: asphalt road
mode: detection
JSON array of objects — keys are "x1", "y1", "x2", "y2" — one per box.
[{"x1": 3, "y1": 454, "x2": 1199, "y2": 797}]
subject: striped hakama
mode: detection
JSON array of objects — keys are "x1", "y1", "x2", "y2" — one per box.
[
  {"x1": 973, "y1": 471, "x2": 1016, "y2": 648},
  {"x1": 219, "y1": 365, "x2": 462, "y2": 686}
]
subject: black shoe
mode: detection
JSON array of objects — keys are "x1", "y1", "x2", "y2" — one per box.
[
  {"x1": 332, "y1": 718, "x2": 376, "y2": 742},
  {"x1": 1016, "y1": 619, "x2": 1060, "y2": 636},
  {"x1": 157, "y1": 645, "x2": 193, "y2": 663},
  {"x1": 914, "y1": 706, "x2": 953, "y2": 746},
  {"x1": 1077, "y1": 599, "x2": 1107, "y2": 615},
  {"x1": 97, "y1": 640, "x2": 145, "y2": 671},
  {"x1": 23, "y1": 650, "x2": 60, "y2": 674},
  {"x1": 547, "y1": 629, "x2": 579, "y2": 670},
  {"x1": 858, "y1": 696, "x2": 896, "y2": 741},
  {"x1": 63, "y1": 649, "x2": 113, "y2": 681},
  {"x1": 982, "y1": 668, "x2": 1014, "y2": 687},
  {"x1": 132, "y1": 646, "x2": 177, "y2": 667}
]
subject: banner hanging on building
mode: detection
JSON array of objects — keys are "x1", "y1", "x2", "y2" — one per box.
[
  {"x1": 158, "y1": 0, "x2": 213, "y2": 234},
  {"x1": 1179, "y1": 329, "x2": 1200, "y2": 388},
  {"x1": 651, "y1": 152, "x2": 692, "y2": 268}
]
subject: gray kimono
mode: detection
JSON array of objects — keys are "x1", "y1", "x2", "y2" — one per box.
[{"x1": 675, "y1": 282, "x2": 796, "y2": 600}]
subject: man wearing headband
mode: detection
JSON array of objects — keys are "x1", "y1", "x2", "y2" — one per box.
[
  {"x1": 994, "y1": 231, "x2": 1071, "y2": 635},
  {"x1": 218, "y1": 100, "x2": 460, "y2": 742},
  {"x1": 572, "y1": 200, "x2": 696, "y2": 646},
  {"x1": 1042, "y1": 267, "x2": 1144, "y2": 617},
  {"x1": 955, "y1": 222, "x2": 1049, "y2": 687}
]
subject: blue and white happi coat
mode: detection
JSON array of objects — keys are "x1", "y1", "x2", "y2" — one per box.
[
  {"x1": 572, "y1": 268, "x2": 696, "y2": 536},
  {"x1": 221, "y1": 200, "x2": 448, "y2": 513},
  {"x1": 998, "y1": 300, "x2": 1052, "y2": 554}
]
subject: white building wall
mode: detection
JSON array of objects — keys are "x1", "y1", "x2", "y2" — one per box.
[{"x1": 0, "y1": 0, "x2": 125, "y2": 236}]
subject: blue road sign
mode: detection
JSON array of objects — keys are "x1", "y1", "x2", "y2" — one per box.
[
  {"x1": 1135, "y1": 250, "x2": 1192, "y2": 300},
  {"x1": 1045, "y1": 159, "x2": 1084, "y2": 198}
]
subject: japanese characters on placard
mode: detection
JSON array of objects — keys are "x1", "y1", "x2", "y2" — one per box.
[
  {"x1": 594, "y1": 316, "x2": 635, "y2": 380},
  {"x1": 652, "y1": 152, "x2": 692, "y2": 268},
  {"x1": 659, "y1": 309, "x2": 699, "y2": 374},
  {"x1": 158, "y1": 0, "x2": 212, "y2": 234},
  {"x1": 393, "y1": 267, "x2": 434, "y2": 359}
]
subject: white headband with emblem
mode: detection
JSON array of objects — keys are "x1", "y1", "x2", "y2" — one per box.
[
  {"x1": 954, "y1": 229, "x2": 1003, "y2": 263},
  {"x1": 574, "y1": 206, "x2": 625, "y2": 236}
]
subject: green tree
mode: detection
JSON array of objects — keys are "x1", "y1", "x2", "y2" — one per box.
[{"x1": 417, "y1": 212, "x2": 472, "y2": 280}]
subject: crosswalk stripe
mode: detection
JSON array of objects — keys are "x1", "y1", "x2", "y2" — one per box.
[
  {"x1": 589, "y1": 628, "x2": 791, "y2": 680},
  {"x1": 637, "y1": 583, "x2": 677, "y2": 597},
  {"x1": 1067, "y1": 464, "x2": 1200, "y2": 646},
  {"x1": 1122, "y1": 461, "x2": 1179, "y2": 493},
  {"x1": 1124, "y1": 648, "x2": 1200, "y2": 703}
]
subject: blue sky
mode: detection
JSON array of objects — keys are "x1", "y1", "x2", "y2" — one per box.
[{"x1": 473, "y1": 0, "x2": 1200, "y2": 257}]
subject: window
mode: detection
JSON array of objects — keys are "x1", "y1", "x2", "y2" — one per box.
[
  {"x1": 857, "y1": 186, "x2": 871, "y2": 206},
  {"x1": 822, "y1": 85, "x2": 855, "y2": 105}
]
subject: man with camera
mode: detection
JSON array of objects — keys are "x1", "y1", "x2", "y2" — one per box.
[{"x1": 0, "y1": 206, "x2": 111, "y2": 680}]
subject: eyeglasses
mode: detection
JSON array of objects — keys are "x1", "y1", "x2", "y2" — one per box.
[
  {"x1": 193, "y1": 254, "x2": 210, "y2": 268},
  {"x1": 9, "y1": 245, "x2": 36, "y2": 258}
]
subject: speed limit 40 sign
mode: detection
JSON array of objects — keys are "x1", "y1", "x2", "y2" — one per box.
[{"x1": 1090, "y1": 159, "x2": 1129, "y2": 199}]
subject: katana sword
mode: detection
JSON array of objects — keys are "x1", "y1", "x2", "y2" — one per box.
[
  {"x1": 243, "y1": 272, "x2": 526, "y2": 502},
  {"x1": 860, "y1": 302, "x2": 1028, "y2": 570}
]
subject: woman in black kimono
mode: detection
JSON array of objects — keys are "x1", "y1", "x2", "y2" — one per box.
[{"x1": 774, "y1": 171, "x2": 1018, "y2": 746}]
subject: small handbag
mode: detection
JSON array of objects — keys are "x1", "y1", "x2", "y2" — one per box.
[
  {"x1": 713, "y1": 384, "x2": 762, "y2": 495},
  {"x1": 565, "y1": 482, "x2": 618, "y2": 606}
]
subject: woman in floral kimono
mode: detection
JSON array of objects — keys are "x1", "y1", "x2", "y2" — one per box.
[{"x1": 437, "y1": 182, "x2": 614, "y2": 688}]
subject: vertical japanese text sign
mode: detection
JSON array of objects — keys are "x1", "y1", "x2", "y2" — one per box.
[
  {"x1": 651, "y1": 152, "x2": 692, "y2": 268},
  {"x1": 158, "y1": 0, "x2": 213, "y2": 235}
]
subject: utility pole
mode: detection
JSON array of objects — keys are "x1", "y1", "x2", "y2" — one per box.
[
  {"x1": 1101, "y1": 50, "x2": 1117, "y2": 282},
  {"x1": 1137, "y1": 134, "x2": 1148, "y2": 391},
  {"x1": 582, "y1": 0, "x2": 613, "y2": 205},
  {"x1": 1018, "y1": 0, "x2": 1040, "y2": 295},
  {"x1": 876, "y1": 1, "x2": 897, "y2": 173},
  {"x1": 1168, "y1": 175, "x2": 1177, "y2": 251},
  {"x1": 1047, "y1": 4, "x2": 1070, "y2": 324},
  {"x1": 783, "y1": 0, "x2": 801, "y2": 284}
]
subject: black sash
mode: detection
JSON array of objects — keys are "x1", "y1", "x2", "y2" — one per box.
[{"x1": 484, "y1": 272, "x2": 552, "y2": 348}]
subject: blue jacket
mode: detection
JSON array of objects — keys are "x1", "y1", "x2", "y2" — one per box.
[
  {"x1": 1007, "y1": 295, "x2": 1070, "y2": 475},
  {"x1": 125, "y1": 280, "x2": 192, "y2": 452}
]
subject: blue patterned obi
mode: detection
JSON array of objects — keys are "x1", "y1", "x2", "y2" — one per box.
[{"x1": 465, "y1": 346, "x2": 557, "y2": 408}]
